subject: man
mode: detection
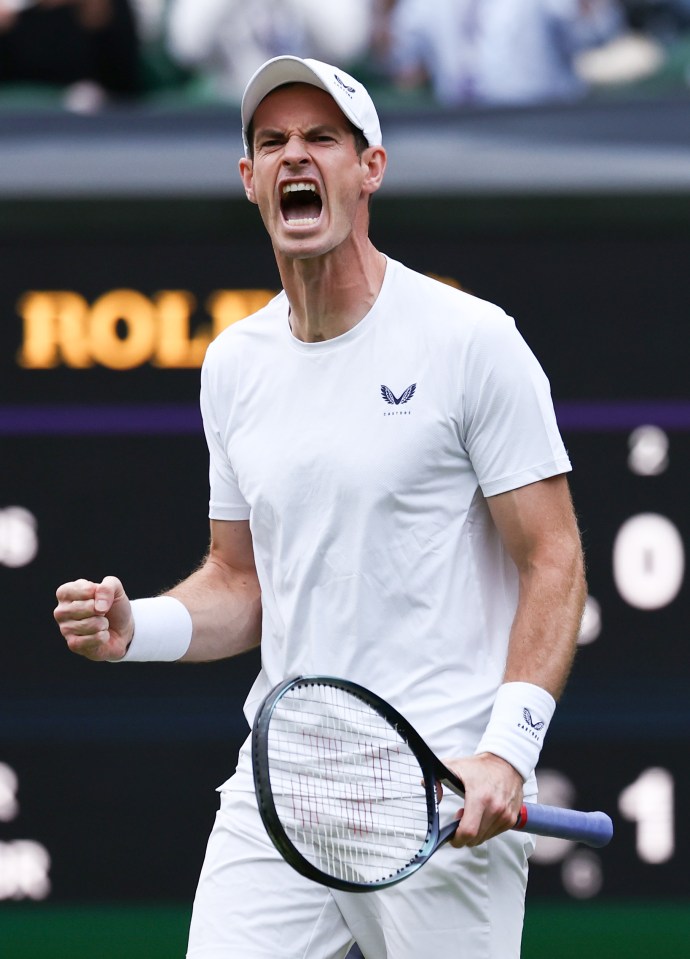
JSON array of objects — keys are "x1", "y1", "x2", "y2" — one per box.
[{"x1": 54, "y1": 56, "x2": 586, "y2": 959}]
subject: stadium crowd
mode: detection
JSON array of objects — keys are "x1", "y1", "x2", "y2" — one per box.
[{"x1": 0, "y1": 0, "x2": 689, "y2": 111}]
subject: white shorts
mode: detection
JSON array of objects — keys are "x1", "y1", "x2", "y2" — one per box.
[{"x1": 186, "y1": 786, "x2": 534, "y2": 959}]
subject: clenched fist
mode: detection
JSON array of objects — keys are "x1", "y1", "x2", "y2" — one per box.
[{"x1": 54, "y1": 575, "x2": 133, "y2": 662}]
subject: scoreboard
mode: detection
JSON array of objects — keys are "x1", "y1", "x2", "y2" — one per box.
[{"x1": 1, "y1": 194, "x2": 688, "y2": 902}]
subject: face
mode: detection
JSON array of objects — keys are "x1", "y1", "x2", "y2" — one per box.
[{"x1": 239, "y1": 84, "x2": 385, "y2": 261}]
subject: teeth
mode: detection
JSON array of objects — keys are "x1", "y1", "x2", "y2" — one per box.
[
  {"x1": 282, "y1": 182, "x2": 317, "y2": 194},
  {"x1": 288, "y1": 217, "x2": 319, "y2": 225}
]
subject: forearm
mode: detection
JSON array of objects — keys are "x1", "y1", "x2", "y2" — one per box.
[
  {"x1": 477, "y1": 475, "x2": 586, "y2": 781},
  {"x1": 168, "y1": 551, "x2": 262, "y2": 663},
  {"x1": 472, "y1": 536, "x2": 585, "y2": 780},
  {"x1": 503, "y1": 530, "x2": 586, "y2": 699}
]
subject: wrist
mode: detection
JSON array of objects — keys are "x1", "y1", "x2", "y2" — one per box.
[
  {"x1": 110, "y1": 596, "x2": 192, "y2": 662},
  {"x1": 474, "y1": 751, "x2": 524, "y2": 781},
  {"x1": 474, "y1": 682, "x2": 556, "y2": 781}
]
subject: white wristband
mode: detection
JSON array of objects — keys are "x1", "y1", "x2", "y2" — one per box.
[
  {"x1": 474, "y1": 682, "x2": 556, "y2": 781},
  {"x1": 111, "y1": 596, "x2": 193, "y2": 662}
]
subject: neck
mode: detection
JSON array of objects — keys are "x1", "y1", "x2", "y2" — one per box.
[{"x1": 277, "y1": 239, "x2": 386, "y2": 343}]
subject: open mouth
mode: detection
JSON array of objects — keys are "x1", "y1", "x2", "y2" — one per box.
[{"x1": 280, "y1": 181, "x2": 322, "y2": 226}]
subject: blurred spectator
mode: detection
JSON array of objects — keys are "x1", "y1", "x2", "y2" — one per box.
[
  {"x1": 384, "y1": 0, "x2": 626, "y2": 106},
  {"x1": 0, "y1": 0, "x2": 141, "y2": 105},
  {"x1": 165, "y1": 0, "x2": 374, "y2": 100},
  {"x1": 574, "y1": 0, "x2": 690, "y2": 88}
]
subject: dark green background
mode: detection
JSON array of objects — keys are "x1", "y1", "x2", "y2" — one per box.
[{"x1": 2, "y1": 902, "x2": 689, "y2": 959}]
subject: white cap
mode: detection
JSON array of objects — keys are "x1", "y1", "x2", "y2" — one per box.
[{"x1": 241, "y1": 55, "x2": 382, "y2": 156}]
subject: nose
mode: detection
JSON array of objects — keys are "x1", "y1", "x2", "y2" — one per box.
[{"x1": 282, "y1": 134, "x2": 310, "y2": 166}]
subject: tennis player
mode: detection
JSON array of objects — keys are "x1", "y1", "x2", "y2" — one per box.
[{"x1": 55, "y1": 55, "x2": 586, "y2": 958}]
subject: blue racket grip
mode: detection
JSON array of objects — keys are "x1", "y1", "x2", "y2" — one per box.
[
  {"x1": 438, "y1": 804, "x2": 612, "y2": 849},
  {"x1": 515, "y1": 803, "x2": 613, "y2": 848}
]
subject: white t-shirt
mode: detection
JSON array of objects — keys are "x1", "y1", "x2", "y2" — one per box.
[{"x1": 200, "y1": 257, "x2": 571, "y2": 790}]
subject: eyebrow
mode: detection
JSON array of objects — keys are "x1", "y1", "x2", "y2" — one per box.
[{"x1": 255, "y1": 123, "x2": 344, "y2": 142}]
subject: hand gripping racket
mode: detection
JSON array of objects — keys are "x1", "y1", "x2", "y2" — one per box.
[{"x1": 252, "y1": 675, "x2": 613, "y2": 892}]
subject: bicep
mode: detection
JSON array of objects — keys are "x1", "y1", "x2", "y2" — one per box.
[
  {"x1": 208, "y1": 518, "x2": 257, "y2": 577},
  {"x1": 486, "y1": 474, "x2": 582, "y2": 571}
]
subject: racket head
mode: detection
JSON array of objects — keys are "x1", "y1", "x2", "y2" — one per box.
[{"x1": 252, "y1": 675, "x2": 444, "y2": 891}]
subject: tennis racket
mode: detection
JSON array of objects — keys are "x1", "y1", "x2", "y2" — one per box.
[{"x1": 252, "y1": 675, "x2": 613, "y2": 892}]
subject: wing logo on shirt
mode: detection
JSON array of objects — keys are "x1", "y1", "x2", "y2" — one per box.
[
  {"x1": 381, "y1": 383, "x2": 417, "y2": 406},
  {"x1": 522, "y1": 708, "x2": 545, "y2": 731}
]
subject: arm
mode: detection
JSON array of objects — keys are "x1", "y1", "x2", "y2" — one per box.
[
  {"x1": 489, "y1": 473, "x2": 585, "y2": 696},
  {"x1": 174, "y1": 518, "x2": 262, "y2": 662},
  {"x1": 447, "y1": 473, "x2": 586, "y2": 846},
  {"x1": 54, "y1": 518, "x2": 262, "y2": 663}
]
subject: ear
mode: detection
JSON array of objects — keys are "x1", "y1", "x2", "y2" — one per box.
[
  {"x1": 361, "y1": 146, "x2": 387, "y2": 198},
  {"x1": 239, "y1": 157, "x2": 257, "y2": 204}
]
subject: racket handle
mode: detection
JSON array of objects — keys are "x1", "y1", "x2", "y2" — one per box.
[{"x1": 515, "y1": 803, "x2": 613, "y2": 848}]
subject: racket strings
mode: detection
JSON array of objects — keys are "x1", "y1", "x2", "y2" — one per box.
[{"x1": 267, "y1": 684, "x2": 432, "y2": 884}]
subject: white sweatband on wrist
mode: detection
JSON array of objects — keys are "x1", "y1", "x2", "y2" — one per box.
[
  {"x1": 474, "y1": 682, "x2": 556, "y2": 781},
  {"x1": 111, "y1": 596, "x2": 193, "y2": 662}
]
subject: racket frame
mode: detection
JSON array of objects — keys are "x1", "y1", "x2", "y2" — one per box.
[{"x1": 252, "y1": 674, "x2": 446, "y2": 891}]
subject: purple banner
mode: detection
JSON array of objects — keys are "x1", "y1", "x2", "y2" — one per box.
[{"x1": 1, "y1": 401, "x2": 690, "y2": 436}]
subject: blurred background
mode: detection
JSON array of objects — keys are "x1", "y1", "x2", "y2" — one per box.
[{"x1": 1, "y1": 1, "x2": 689, "y2": 957}]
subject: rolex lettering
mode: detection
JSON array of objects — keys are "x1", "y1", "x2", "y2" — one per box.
[{"x1": 474, "y1": 681, "x2": 557, "y2": 782}]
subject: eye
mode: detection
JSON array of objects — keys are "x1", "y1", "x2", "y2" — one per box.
[{"x1": 257, "y1": 136, "x2": 284, "y2": 151}]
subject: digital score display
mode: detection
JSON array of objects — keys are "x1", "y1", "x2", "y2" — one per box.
[
  {"x1": 1, "y1": 198, "x2": 688, "y2": 902},
  {"x1": 527, "y1": 425, "x2": 689, "y2": 900}
]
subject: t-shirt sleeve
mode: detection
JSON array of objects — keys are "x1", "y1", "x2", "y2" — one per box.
[
  {"x1": 200, "y1": 348, "x2": 251, "y2": 521},
  {"x1": 461, "y1": 310, "x2": 571, "y2": 497}
]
